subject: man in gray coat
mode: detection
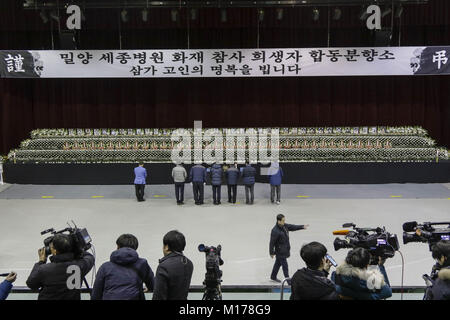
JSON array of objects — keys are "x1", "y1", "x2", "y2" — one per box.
[{"x1": 172, "y1": 163, "x2": 187, "y2": 205}]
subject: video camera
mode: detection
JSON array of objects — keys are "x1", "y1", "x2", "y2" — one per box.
[
  {"x1": 402, "y1": 221, "x2": 450, "y2": 250},
  {"x1": 198, "y1": 244, "x2": 224, "y2": 300},
  {"x1": 333, "y1": 223, "x2": 400, "y2": 265},
  {"x1": 41, "y1": 221, "x2": 92, "y2": 258}
]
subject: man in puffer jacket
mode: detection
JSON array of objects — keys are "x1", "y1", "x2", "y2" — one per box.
[
  {"x1": 189, "y1": 164, "x2": 207, "y2": 205},
  {"x1": 240, "y1": 162, "x2": 256, "y2": 204},
  {"x1": 92, "y1": 234, "x2": 154, "y2": 300},
  {"x1": 225, "y1": 163, "x2": 239, "y2": 203},
  {"x1": 208, "y1": 163, "x2": 223, "y2": 205},
  {"x1": 331, "y1": 247, "x2": 392, "y2": 300}
]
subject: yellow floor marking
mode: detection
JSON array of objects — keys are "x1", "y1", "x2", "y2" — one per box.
[
  {"x1": 41, "y1": 196, "x2": 54, "y2": 199},
  {"x1": 296, "y1": 195, "x2": 310, "y2": 198},
  {"x1": 91, "y1": 196, "x2": 104, "y2": 198},
  {"x1": 154, "y1": 195, "x2": 167, "y2": 198},
  {"x1": 390, "y1": 195, "x2": 403, "y2": 198}
]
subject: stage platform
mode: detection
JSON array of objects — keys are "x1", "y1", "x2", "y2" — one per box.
[
  {"x1": 0, "y1": 183, "x2": 449, "y2": 294},
  {"x1": 3, "y1": 160, "x2": 450, "y2": 184}
]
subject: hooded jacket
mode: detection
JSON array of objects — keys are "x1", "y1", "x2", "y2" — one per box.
[
  {"x1": 91, "y1": 247, "x2": 154, "y2": 300},
  {"x1": 268, "y1": 162, "x2": 283, "y2": 186},
  {"x1": 209, "y1": 164, "x2": 223, "y2": 186},
  {"x1": 424, "y1": 266, "x2": 450, "y2": 300},
  {"x1": 331, "y1": 262, "x2": 392, "y2": 300},
  {"x1": 290, "y1": 268, "x2": 338, "y2": 300}
]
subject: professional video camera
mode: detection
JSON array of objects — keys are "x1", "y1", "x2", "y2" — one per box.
[
  {"x1": 198, "y1": 244, "x2": 224, "y2": 300},
  {"x1": 402, "y1": 221, "x2": 450, "y2": 250},
  {"x1": 41, "y1": 221, "x2": 92, "y2": 258},
  {"x1": 333, "y1": 223, "x2": 400, "y2": 265}
]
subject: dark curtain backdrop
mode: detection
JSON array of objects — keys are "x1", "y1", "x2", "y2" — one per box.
[{"x1": 0, "y1": 0, "x2": 449, "y2": 154}]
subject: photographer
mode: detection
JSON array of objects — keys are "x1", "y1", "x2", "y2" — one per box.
[
  {"x1": 424, "y1": 240, "x2": 450, "y2": 300},
  {"x1": 331, "y1": 248, "x2": 392, "y2": 300},
  {"x1": 26, "y1": 234, "x2": 95, "y2": 300},
  {"x1": 92, "y1": 234, "x2": 154, "y2": 300},
  {"x1": 152, "y1": 230, "x2": 193, "y2": 300},
  {"x1": 290, "y1": 242, "x2": 338, "y2": 300},
  {"x1": 0, "y1": 272, "x2": 17, "y2": 300}
]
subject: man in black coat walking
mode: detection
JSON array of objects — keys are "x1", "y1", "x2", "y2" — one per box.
[
  {"x1": 91, "y1": 234, "x2": 154, "y2": 300},
  {"x1": 269, "y1": 214, "x2": 308, "y2": 282},
  {"x1": 26, "y1": 234, "x2": 95, "y2": 300},
  {"x1": 153, "y1": 230, "x2": 194, "y2": 300}
]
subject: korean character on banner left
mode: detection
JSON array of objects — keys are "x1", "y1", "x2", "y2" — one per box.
[
  {"x1": 144, "y1": 66, "x2": 157, "y2": 76},
  {"x1": 362, "y1": 49, "x2": 378, "y2": 62},
  {"x1": 130, "y1": 66, "x2": 143, "y2": 76},
  {"x1": 287, "y1": 64, "x2": 301, "y2": 75},
  {"x1": 211, "y1": 65, "x2": 223, "y2": 75},
  {"x1": 172, "y1": 51, "x2": 187, "y2": 64},
  {"x1": 286, "y1": 50, "x2": 302, "y2": 63},
  {"x1": 269, "y1": 50, "x2": 284, "y2": 63},
  {"x1": 251, "y1": 50, "x2": 266, "y2": 63},
  {"x1": 378, "y1": 50, "x2": 395, "y2": 60},
  {"x1": 60, "y1": 52, "x2": 75, "y2": 64},
  {"x1": 116, "y1": 52, "x2": 132, "y2": 64},
  {"x1": 309, "y1": 50, "x2": 324, "y2": 63},
  {"x1": 163, "y1": 66, "x2": 176, "y2": 75},
  {"x1": 225, "y1": 64, "x2": 238, "y2": 75},
  {"x1": 77, "y1": 52, "x2": 93, "y2": 64},
  {"x1": 178, "y1": 65, "x2": 189, "y2": 76},
  {"x1": 259, "y1": 64, "x2": 271, "y2": 75},
  {"x1": 189, "y1": 51, "x2": 204, "y2": 63},
  {"x1": 211, "y1": 51, "x2": 228, "y2": 64},
  {"x1": 326, "y1": 50, "x2": 342, "y2": 62},
  {"x1": 343, "y1": 49, "x2": 360, "y2": 62},
  {"x1": 191, "y1": 65, "x2": 203, "y2": 75},
  {"x1": 99, "y1": 52, "x2": 114, "y2": 64},
  {"x1": 239, "y1": 64, "x2": 252, "y2": 75},
  {"x1": 149, "y1": 51, "x2": 164, "y2": 64},
  {"x1": 133, "y1": 52, "x2": 147, "y2": 64},
  {"x1": 273, "y1": 64, "x2": 286, "y2": 75},
  {"x1": 229, "y1": 51, "x2": 245, "y2": 63}
]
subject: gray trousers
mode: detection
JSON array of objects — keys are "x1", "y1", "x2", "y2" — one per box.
[{"x1": 270, "y1": 185, "x2": 281, "y2": 202}]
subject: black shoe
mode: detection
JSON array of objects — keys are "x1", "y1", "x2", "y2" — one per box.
[
  {"x1": 217, "y1": 201, "x2": 221, "y2": 205},
  {"x1": 180, "y1": 202, "x2": 184, "y2": 205},
  {"x1": 228, "y1": 200, "x2": 232, "y2": 203},
  {"x1": 270, "y1": 277, "x2": 281, "y2": 283}
]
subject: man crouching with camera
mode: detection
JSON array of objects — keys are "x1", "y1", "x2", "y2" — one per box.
[
  {"x1": 26, "y1": 234, "x2": 95, "y2": 300},
  {"x1": 424, "y1": 240, "x2": 450, "y2": 300}
]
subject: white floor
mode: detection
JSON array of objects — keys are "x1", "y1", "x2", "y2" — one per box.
[{"x1": 0, "y1": 183, "x2": 449, "y2": 289}]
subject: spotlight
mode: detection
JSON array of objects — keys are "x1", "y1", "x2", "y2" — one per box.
[
  {"x1": 39, "y1": 9, "x2": 48, "y2": 24},
  {"x1": 332, "y1": 8, "x2": 342, "y2": 20},
  {"x1": 171, "y1": 9, "x2": 178, "y2": 22},
  {"x1": 142, "y1": 8, "x2": 148, "y2": 22},
  {"x1": 395, "y1": 5, "x2": 403, "y2": 18},
  {"x1": 276, "y1": 8, "x2": 283, "y2": 20},
  {"x1": 190, "y1": 8, "x2": 197, "y2": 20},
  {"x1": 220, "y1": 8, "x2": 227, "y2": 23},
  {"x1": 121, "y1": 9, "x2": 128, "y2": 23},
  {"x1": 382, "y1": 7, "x2": 392, "y2": 18},
  {"x1": 258, "y1": 9, "x2": 264, "y2": 22},
  {"x1": 312, "y1": 8, "x2": 319, "y2": 21}
]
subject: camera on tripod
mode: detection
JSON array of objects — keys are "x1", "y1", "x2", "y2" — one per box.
[
  {"x1": 402, "y1": 221, "x2": 450, "y2": 250},
  {"x1": 198, "y1": 244, "x2": 224, "y2": 300},
  {"x1": 333, "y1": 223, "x2": 400, "y2": 265},
  {"x1": 41, "y1": 221, "x2": 92, "y2": 258}
]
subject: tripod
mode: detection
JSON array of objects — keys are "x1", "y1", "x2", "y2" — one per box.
[{"x1": 202, "y1": 278, "x2": 222, "y2": 300}]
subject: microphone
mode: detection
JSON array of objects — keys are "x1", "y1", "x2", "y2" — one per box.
[
  {"x1": 403, "y1": 221, "x2": 418, "y2": 232},
  {"x1": 333, "y1": 230, "x2": 350, "y2": 235}
]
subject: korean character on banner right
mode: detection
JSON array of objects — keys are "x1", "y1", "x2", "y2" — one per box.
[
  {"x1": 60, "y1": 52, "x2": 75, "y2": 64},
  {"x1": 211, "y1": 51, "x2": 228, "y2": 64},
  {"x1": 149, "y1": 51, "x2": 164, "y2": 64},
  {"x1": 189, "y1": 51, "x2": 204, "y2": 63},
  {"x1": 178, "y1": 65, "x2": 189, "y2": 76},
  {"x1": 172, "y1": 51, "x2": 187, "y2": 64},
  {"x1": 343, "y1": 49, "x2": 360, "y2": 62},
  {"x1": 162, "y1": 66, "x2": 176, "y2": 75},
  {"x1": 191, "y1": 65, "x2": 203, "y2": 75},
  {"x1": 130, "y1": 66, "x2": 143, "y2": 76},
  {"x1": 229, "y1": 51, "x2": 245, "y2": 64},
  {"x1": 286, "y1": 50, "x2": 302, "y2": 63},
  {"x1": 362, "y1": 49, "x2": 378, "y2": 62},
  {"x1": 269, "y1": 50, "x2": 284, "y2": 63},
  {"x1": 116, "y1": 52, "x2": 132, "y2": 64},
  {"x1": 259, "y1": 64, "x2": 271, "y2": 75},
  {"x1": 77, "y1": 52, "x2": 93, "y2": 64},
  {"x1": 273, "y1": 64, "x2": 286, "y2": 75},
  {"x1": 326, "y1": 50, "x2": 342, "y2": 62},
  {"x1": 251, "y1": 50, "x2": 266, "y2": 63},
  {"x1": 287, "y1": 64, "x2": 301, "y2": 75},
  {"x1": 144, "y1": 66, "x2": 157, "y2": 76},
  {"x1": 100, "y1": 52, "x2": 114, "y2": 64},
  {"x1": 225, "y1": 64, "x2": 238, "y2": 75},
  {"x1": 309, "y1": 50, "x2": 324, "y2": 63},
  {"x1": 211, "y1": 64, "x2": 223, "y2": 75},
  {"x1": 133, "y1": 52, "x2": 147, "y2": 64},
  {"x1": 239, "y1": 64, "x2": 253, "y2": 75}
]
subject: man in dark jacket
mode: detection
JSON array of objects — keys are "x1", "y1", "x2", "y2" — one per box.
[
  {"x1": 208, "y1": 163, "x2": 223, "y2": 205},
  {"x1": 153, "y1": 230, "x2": 193, "y2": 300},
  {"x1": 225, "y1": 163, "x2": 239, "y2": 203},
  {"x1": 424, "y1": 240, "x2": 450, "y2": 300},
  {"x1": 290, "y1": 242, "x2": 338, "y2": 300},
  {"x1": 0, "y1": 272, "x2": 16, "y2": 300},
  {"x1": 26, "y1": 234, "x2": 95, "y2": 300},
  {"x1": 189, "y1": 164, "x2": 207, "y2": 205},
  {"x1": 269, "y1": 214, "x2": 308, "y2": 282},
  {"x1": 91, "y1": 234, "x2": 154, "y2": 300},
  {"x1": 240, "y1": 162, "x2": 256, "y2": 204}
]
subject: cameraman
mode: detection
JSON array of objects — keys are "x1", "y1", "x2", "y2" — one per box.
[
  {"x1": 92, "y1": 234, "x2": 154, "y2": 300},
  {"x1": 0, "y1": 272, "x2": 17, "y2": 300},
  {"x1": 424, "y1": 240, "x2": 450, "y2": 300},
  {"x1": 331, "y1": 248, "x2": 392, "y2": 300},
  {"x1": 26, "y1": 234, "x2": 95, "y2": 300},
  {"x1": 290, "y1": 242, "x2": 338, "y2": 300},
  {"x1": 152, "y1": 230, "x2": 193, "y2": 300}
]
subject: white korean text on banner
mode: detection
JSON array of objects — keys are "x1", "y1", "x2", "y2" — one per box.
[{"x1": 0, "y1": 47, "x2": 449, "y2": 78}]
